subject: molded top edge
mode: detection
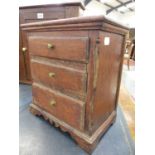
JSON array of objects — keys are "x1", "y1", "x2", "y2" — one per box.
[{"x1": 20, "y1": 15, "x2": 129, "y2": 30}]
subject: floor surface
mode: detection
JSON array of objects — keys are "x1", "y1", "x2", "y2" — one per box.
[
  {"x1": 19, "y1": 84, "x2": 134, "y2": 155},
  {"x1": 119, "y1": 84, "x2": 135, "y2": 140},
  {"x1": 120, "y1": 63, "x2": 135, "y2": 140}
]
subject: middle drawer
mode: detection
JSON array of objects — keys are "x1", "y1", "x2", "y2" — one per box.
[{"x1": 31, "y1": 59, "x2": 87, "y2": 100}]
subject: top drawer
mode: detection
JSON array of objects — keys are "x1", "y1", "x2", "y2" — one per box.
[{"x1": 28, "y1": 35, "x2": 89, "y2": 62}]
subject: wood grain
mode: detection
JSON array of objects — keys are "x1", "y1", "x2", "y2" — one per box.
[
  {"x1": 28, "y1": 35, "x2": 89, "y2": 62},
  {"x1": 32, "y1": 83, "x2": 85, "y2": 131},
  {"x1": 31, "y1": 59, "x2": 87, "y2": 100},
  {"x1": 22, "y1": 15, "x2": 129, "y2": 152}
]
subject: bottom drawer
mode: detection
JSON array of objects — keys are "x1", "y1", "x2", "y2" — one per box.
[{"x1": 32, "y1": 83, "x2": 85, "y2": 131}]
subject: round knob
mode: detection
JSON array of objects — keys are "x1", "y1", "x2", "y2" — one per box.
[
  {"x1": 48, "y1": 72, "x2": 55, "y2": 78},
  {"x1": 47, "y1": 43, "x2": 54, "y2": 49},
  {"x1": 22, "y1": 47, "x2": 27, "y2": 52},
  {"x1": 49, "y1": 100, "x2": 56, "y2": 107}
]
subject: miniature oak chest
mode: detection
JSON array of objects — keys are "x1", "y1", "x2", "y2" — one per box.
[{"x1": 21, "y1": 16, "x2": 128, "y2": 153}]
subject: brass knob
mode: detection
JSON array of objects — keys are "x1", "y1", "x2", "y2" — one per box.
[
  {"x1": 49, "y1": 100, "x2": 56, "y2": 107},
  {"x1": 48, "y1": 72, "x2": 55, "y2": 77},
  {"x1": 47, "y1": 43, "x2": 54, "y2": 49},
  {"x1": 22, "y1": 47, "x2": 27, "y2": 52}
]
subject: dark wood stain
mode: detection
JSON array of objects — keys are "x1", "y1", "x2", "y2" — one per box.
[
  {"x1": 28, "y1": 35, "x2": 89, "y2": 62},
  {"x1": 21, "y1": 15, "x2": 129, "y2": 153}
]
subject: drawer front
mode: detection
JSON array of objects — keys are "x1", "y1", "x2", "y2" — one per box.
[
  {"x1": 31, "y1": 60, "x2": 87, "y2": 100},
  {"x1": 32, "y1": 84, "x2": 85, "y2": 131},
  {"x1": 28, "y1": 36, "x2": 89, "y2": 62},
  {"x1": 21, "y1": 11, "x2": 65, "y2": 23}
]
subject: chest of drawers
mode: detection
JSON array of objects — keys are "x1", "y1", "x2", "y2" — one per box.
[
  {"x1": 21, "y1": 16, "x2": 128, "y2": 153},
  {"x1": 19, "y1": 2, "x2": 85, "y2": 84}
]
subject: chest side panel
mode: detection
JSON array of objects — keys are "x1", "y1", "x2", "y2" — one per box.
[{"x1": 91, "y1": 31, "x2": 125, "y2": 131}]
